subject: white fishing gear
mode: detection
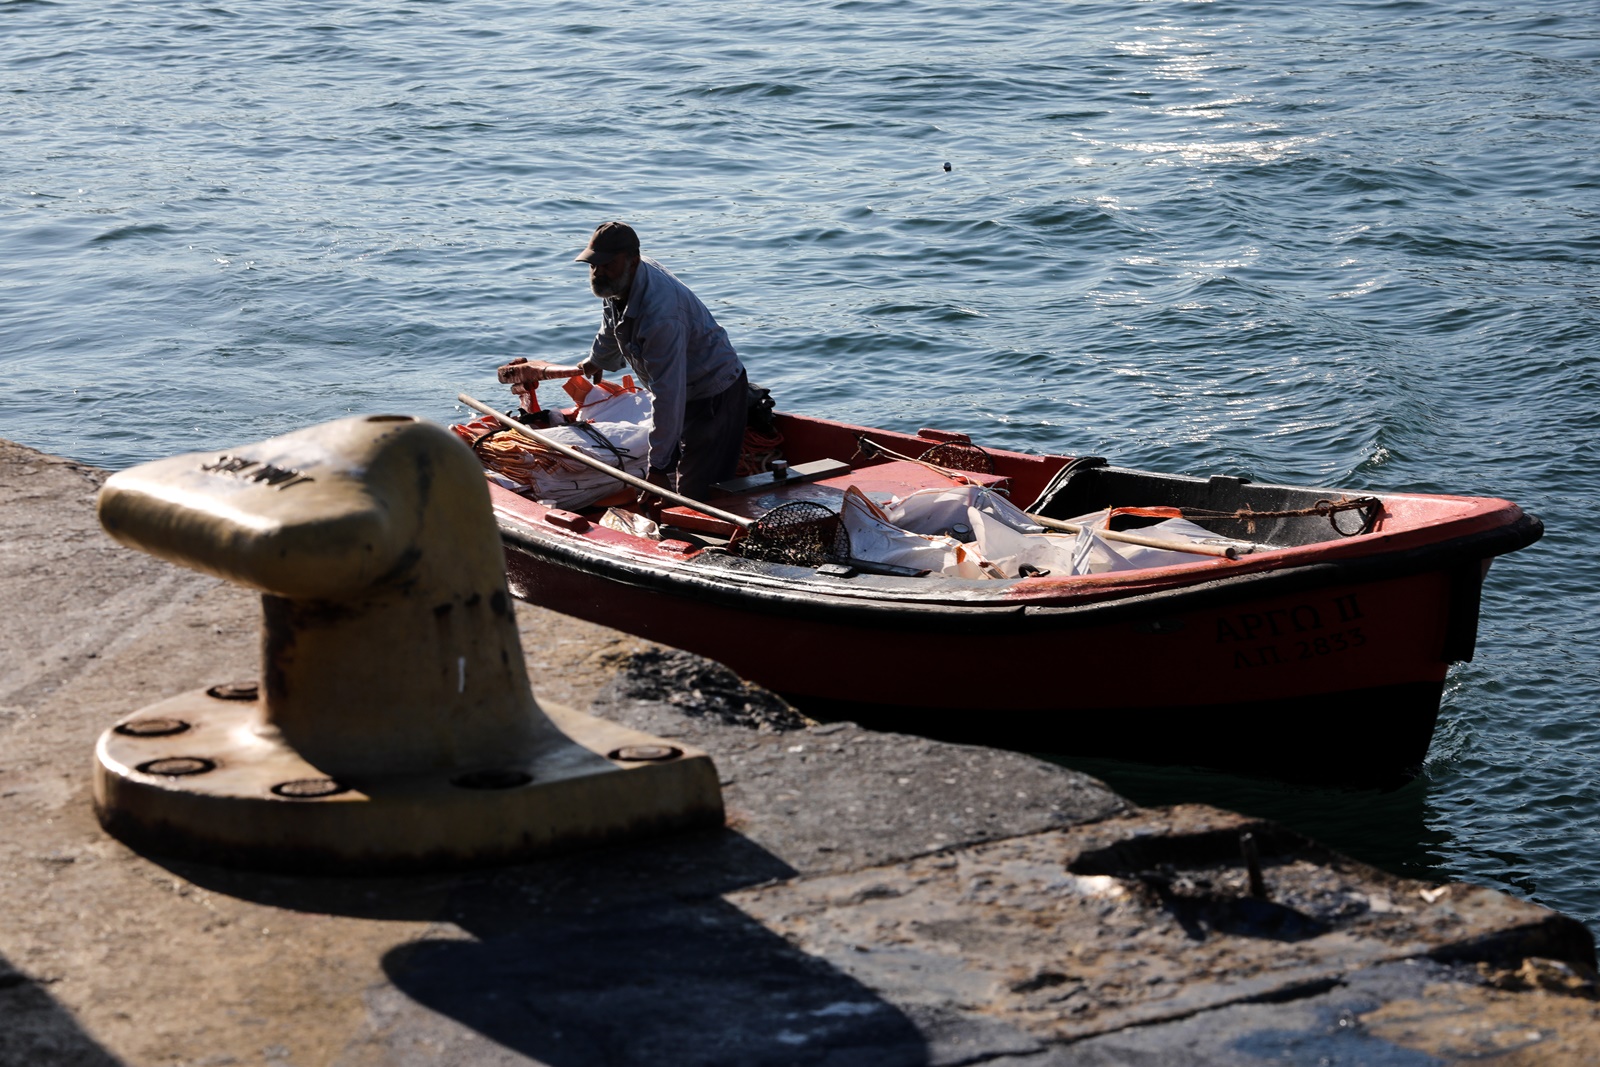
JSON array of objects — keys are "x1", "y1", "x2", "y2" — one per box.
[
  {"x1": 453, "y1": 380, "x2": 652, "y2": 509},
  {"x1": 842, "y1": 485, "x2": 1252, "y2": 579}
]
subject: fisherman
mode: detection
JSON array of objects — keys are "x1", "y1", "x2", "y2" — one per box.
[{"x1": 498, "y1": 221, "x2": 749, "y2": 504}]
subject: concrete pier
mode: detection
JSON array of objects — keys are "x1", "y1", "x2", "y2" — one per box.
[{"x1": 4, "y1": 436, "x2": 1599, "y2": 1065}]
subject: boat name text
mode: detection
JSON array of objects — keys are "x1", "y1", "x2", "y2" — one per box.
[
  {"x1": 1215, "y1": 593, "x2": 1363, "y2": 643},
  {"x1": 200, "y1": 454, "x2": 315, "y2": 490}
]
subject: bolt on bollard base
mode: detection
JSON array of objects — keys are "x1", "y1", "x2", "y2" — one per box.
[{"x1": 96, "y1": 686, "x2": 719, "y2": 874}]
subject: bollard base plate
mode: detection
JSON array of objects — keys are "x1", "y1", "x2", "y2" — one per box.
[{"x1": 93, "y1": 686, "x2": 725, "y2": 874}]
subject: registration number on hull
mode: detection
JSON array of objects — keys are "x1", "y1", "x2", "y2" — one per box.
[{"x1": 1217, "y1": 593, "x2": 1368, "y2": 670}]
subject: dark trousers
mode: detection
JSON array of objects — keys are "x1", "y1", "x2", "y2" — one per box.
[{"x1": 674, "y1": 369, "x2": 748, "y2": 501}]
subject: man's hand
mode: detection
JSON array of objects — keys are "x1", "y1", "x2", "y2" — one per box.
[
  {"x1": 575, "y1": 356, "x2": 605, "y2": 384},
  {"x1": 633, "y1": 467, "x2": 673, "y2": 519}
]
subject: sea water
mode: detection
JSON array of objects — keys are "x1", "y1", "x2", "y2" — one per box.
[{"x1": 4, "y1": 0, "x2": 1599, "y2": 928}]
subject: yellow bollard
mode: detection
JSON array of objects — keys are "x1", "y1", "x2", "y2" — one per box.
[{"x1": 93, "y1": 414, "x2": 723, "y2": 873}]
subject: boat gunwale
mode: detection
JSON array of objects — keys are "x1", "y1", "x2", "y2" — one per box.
[
  {"x1": 496, "y1": 501, "x2": 1543, "y2": 636},
  {"x1": 477, "y1": 406, "x2": 1542, "y2": 628}
]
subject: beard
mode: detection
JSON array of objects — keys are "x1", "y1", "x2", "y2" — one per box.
[{"x1": 590, "y1": 261, "x2": 636, "y2": 300}]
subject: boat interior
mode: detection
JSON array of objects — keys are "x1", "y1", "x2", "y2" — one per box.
[
  {"x1": 643, "y1": 412, "x2": 1391, "y2": 554},
  {"x1": 476, "y1": 401, "x2": 1511, "y2": 573}
]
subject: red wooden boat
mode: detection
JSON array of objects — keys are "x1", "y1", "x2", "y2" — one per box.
[{"x1": 471, "y1": 408, "x2": 1542, "y2": 785}]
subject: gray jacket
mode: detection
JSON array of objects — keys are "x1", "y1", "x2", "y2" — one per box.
[{"x1": 588, "y1": 257, "x2": 745, "y2": 472}]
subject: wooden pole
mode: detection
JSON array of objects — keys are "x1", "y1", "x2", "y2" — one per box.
[
  {"x1": 1025, "y1": 513, "x2": 1244, "y2": 560},
  {"x1": 457, "y1": 393, "x2": 755, "y2": 531}
]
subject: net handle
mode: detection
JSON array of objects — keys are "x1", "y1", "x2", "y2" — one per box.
[{"x1": 458, "y1": 393, "x2": 756, "y2": 532}]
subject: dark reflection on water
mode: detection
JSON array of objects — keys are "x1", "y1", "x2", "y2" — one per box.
[
  {"x1": 1045, "y1": 755, "x2": 1453, "y2": 886},
  {"x1": 1050, "y1": 741, "x2": 1598, "y2": 944}
]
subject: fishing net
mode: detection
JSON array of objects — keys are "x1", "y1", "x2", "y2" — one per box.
[
  {"x1": 736, "y1": 500, "x2": 852, "y2": 567},
  {"x1": 919, "y1": 441, "x2": 995, "y2": 475},
  {"x1": 856, "y1": 435, "x2": 998, "y2": 484}
]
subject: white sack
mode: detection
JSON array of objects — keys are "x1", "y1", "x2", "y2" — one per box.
[
  {"x1": 884, "y1": 485, "x2": 1071, "y2": 578},
  {"x1": 838, "y1": 488, "x2": 992, "y2": 578},
  {"x1": 1067, "y1": 526, "x2": 1141, "y2": 575},
  {"x1": 525, "y1": 389, "x2": 652, "y2": 509},
  {"x1": 881, "y1": 490, "x2": 1229, "y2": 579},
  {"x1": 884, "y1": 485, "x2": 1040, "y2": 538},
  {"x1": 1060, "y1": 510, "x2": 1233, "y2": 571}
]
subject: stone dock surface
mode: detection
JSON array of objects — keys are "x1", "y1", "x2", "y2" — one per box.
[{"x1": 4, "y1": 435, "x2": 1600, "y2": 1066}]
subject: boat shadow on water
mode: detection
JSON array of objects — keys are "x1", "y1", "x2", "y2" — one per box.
[
  {"x1": 1034, "y1": 753, "x2": 1450, "y2": 886},
  {"x1": 786, "y1": 691, "x2": 1452, "y2": 885}
]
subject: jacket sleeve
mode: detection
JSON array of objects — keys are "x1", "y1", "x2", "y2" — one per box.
[
  {"x1": 588, "y1": 307, "x2": 627, "y2": 372},
  {"x1": 637, "y1": 315, "x2": 688, "y2": 472}
]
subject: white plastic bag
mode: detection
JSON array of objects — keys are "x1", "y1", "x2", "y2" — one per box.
[
  {"x1": 522, "y1": 388, "x2": 652, "y2": 509},
  {"x1": 884, "y1": 486, "x2": 1074, "y2": 578},
  {"x1": 1059, "y1": 510, "x2": 1225, "y2": 571},
  {"x1": 600, "y1": 507, "x2": 660, "y2": 540},
  {"x1": 839, "y1": 485, "x2": 1232, "y2": 581},
  {"x1": 881, "y1": 488, "x2": 1222, "y2": 578}
]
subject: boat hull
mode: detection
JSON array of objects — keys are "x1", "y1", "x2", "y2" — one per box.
[
  {"x1": 501, "y1": 526, "x2": 1513, "y2": 785},
  {"x1": 482, "y1": 410, "x2": 1541, "y2": 785}
]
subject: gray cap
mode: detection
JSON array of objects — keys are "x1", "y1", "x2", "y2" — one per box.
[{"x1": 574, "y1": 221, "x2": 640, "y2": 265}]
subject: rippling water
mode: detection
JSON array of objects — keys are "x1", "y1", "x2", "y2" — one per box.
[{"x1": 5, "y1": 0, "x2": 1599, "y2": 925}]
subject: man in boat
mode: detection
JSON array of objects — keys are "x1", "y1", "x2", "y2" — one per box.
[{"x1": 498, "y1": 221, "x2": 749, "y2": 505}]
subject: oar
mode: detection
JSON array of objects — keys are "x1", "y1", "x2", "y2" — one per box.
[
  {"x1": 1024, "y1": 513, "x2": 1250, "y2": 560},
  {"x1": 457, "y1": 393, "x2": 756, "y2": 532},
  {"x1": 497, "y1": 360, "x2": 592, "y2": 384}
]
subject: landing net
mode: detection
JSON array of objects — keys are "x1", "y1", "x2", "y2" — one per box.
[{"x1": 737, "y1": 500, "x2": 853, "y2": 567}]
